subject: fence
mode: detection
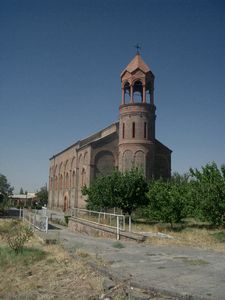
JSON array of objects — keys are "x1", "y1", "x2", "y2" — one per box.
[
  {"x1": 23, "y1": 208, "x2": 48, "y2": 233},
  {"x1": 70, "y1": 208, "x2": 125, "y2": 240}
]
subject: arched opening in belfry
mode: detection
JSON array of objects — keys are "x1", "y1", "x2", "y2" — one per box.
[
  {"x1": 146, "y1": 88, "x2": 151, "y2": 103},
  {"x1": 133, "y1": 80, "x2": 143, "y2": 102},
  {"x1": 124, "y1": 82, "x2": 130, "y2": 103}
]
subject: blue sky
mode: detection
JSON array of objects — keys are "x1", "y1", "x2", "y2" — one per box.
[{"x1": 0, "y1": 0, "x2": 225, "y2": 193}]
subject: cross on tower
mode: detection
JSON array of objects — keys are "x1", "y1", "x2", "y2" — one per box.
[{"x1": 134, "y1": 43, "x2": 141, "y2": 54}]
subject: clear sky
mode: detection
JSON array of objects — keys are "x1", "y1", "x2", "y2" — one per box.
[{"x1": 0, "y1": 0, "x2": 225, "y2": 193}]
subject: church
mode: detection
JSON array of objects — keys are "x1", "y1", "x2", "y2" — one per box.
[{"x1": 48, "y1": 53, "x2": 172, "y2": 211}]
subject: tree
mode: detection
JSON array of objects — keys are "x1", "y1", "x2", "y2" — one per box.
[
  {"x1": 0, "y1": 174, "x2": 14, "y2": 213},
  {"x1": 146, "y1": 174, "x2": 189, "y2": 228},
  {"x1": 36, "y1": 185, "x2": 48, "y2": 206},
  {"x1": 190, "y1": 162, "x2": 225, "y2": 226},
  {"x1": 19, "y1": 187, "x2": 24, "y2": 195},
  {"x1": 0, "y1": 174, "x2": 13, "y2": 201},
  {"x1": 115, "y1": 169, "x2": 149, "y2": 215},
  {"x1": 82, "y1": 168, "x2": 149, "y2": 215}
]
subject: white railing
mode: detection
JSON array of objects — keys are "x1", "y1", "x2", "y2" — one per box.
[
  {"x1": 23, "y1": 208, "x2": 48, "y2": 233},
  {"x1": 70, "y1": 208, "x2": 125, "y2": 240}
]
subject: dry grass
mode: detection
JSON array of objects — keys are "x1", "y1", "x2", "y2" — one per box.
[
  {"x1": 0, "y1": 219, "x2": 104, "y2": 299},
  {"x1": 0, "y1": 242, "x2": 104, "y2": 299},
  {"x1": 132, "y1": 222, "x2": 225, "y2": 252},
  {"x1": 0, "y1": 219, "x2": 177, "y2": 299}
]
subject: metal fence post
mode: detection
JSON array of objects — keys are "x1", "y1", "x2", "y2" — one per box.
[
  {"x1": 128, "y1": 215, "x2": 132, "y2": 232},
  {"x1": 46, "y1": 217, "x2": 48, "y2": 233},
  {"x1": 116, "y1": 216, "x2": 120, "y2": 240}
]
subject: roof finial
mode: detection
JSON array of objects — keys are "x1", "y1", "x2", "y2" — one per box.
[{"x1": 134, "y1": 43, "x2": 141, "y2": 55}]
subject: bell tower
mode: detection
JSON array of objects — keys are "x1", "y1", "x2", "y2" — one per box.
[{"x1": 118, "y1": 52, "x2": 156, "y2": 178}]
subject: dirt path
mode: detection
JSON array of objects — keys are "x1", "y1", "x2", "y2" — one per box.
[{"x1": 41, "y1": 225, "x2": 225, "y2": 300}]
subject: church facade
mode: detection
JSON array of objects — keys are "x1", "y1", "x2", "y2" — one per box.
[{"x1": 48, "y1": 53, "x2": 172, "y2": 211}]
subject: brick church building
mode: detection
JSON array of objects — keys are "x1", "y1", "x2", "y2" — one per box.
[{"x1": 48, "y1": 53, "x2": 172, "y2": 211}]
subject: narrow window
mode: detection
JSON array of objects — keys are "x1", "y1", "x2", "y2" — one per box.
[
  {"x1": 144, "y1": 122, "x2": 147, "y2": 139},
  {"x1": 132, "y1": 122, "x2": 135, "y2": 138},
  {"x1": 122, "y1": 123, "x2": 125, "y2": 139}
]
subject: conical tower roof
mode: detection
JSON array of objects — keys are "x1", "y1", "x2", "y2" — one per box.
[{"x1": 121, "y1": 53, "x2": 150, "y2": 77}]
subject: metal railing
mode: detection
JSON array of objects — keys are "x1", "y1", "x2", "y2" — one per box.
[
  {"x1": 23, "y1": 208, "x2": 48, "y2": 233},
  {"x1": 70, "y1": 208, "x2": 125, "y2": 240}
]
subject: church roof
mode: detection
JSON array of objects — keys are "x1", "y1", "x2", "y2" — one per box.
[{"x1": 121, "y1": 53, "x2": 150, "y2": 77}]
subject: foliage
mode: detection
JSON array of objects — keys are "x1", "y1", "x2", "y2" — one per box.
[
  {"x1": 0, "y1": 174, "x2": 13, "y2": 200},
  {"x1": 4, "y1": 220, "x2": 33, "y2": 254},
  {"x1": 0, "y1": 173, "x2": 13, "y2": 214},
  {"x1": 116, "y1": 169, "x2": 149, "y2": 215},
  {"x1": 36, "y1": 185, "x2": 48, "y2": 206},
  {"x1": 19, "y1": 187, "x2": 24, "y2": 194},
  {"x1": 82, "y1": 168, "x2": 148, "y2": 215},
  {"x1": 0, "y1": 246, "x2": 46, "y2": 270},
  {"x1": 212, "y1": 231, "x2": 225, "y2": 243},
  {"x1": 64, "y1": 215, "x2": 69, "y2": 225},
  {"x1": 112, "y1": 241, "x2": 125, "y2": 249},
  {"x1": 146, "y1": 175, "x2": 189, "y2": 228},
  {"x1": 190, "y1": 162, "x2": 225, "y2": 226}
]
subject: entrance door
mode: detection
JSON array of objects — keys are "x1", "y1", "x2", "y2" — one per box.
[{"x1": 63, "y1": 196, "x2": 68, "y2": 212}]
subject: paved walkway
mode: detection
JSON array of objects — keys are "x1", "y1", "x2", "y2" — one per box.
[{"x1": 42, "y1": 222, "x2": 225, "y2": 300}]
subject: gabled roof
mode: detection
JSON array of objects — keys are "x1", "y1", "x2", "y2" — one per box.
[
  {"x1": 49, "y1": 122, "x2": 119, "y2": 159},
  {"x1": 121, "y1": 53, "x2": 150, "y2": 77}
]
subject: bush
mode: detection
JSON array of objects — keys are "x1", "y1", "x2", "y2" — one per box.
[
  {"x1": 64, "y1": 215, "x2": 70, "y2": 225},
  {"x1": 4, "y1": 221, "x2": 33, "y2": 254}
]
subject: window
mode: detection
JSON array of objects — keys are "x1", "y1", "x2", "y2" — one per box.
[
  {"x1": 122, "y1": 123, "x2": 125, "y2": 139},
  {"x1": 144, "y1": 122, "x2": 147, "y2": 139},
  {"x1": 132, "y1": 122, "x2": 135, "y2": 138}
]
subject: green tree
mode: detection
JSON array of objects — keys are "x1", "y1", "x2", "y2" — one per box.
[
  {"x1": 116, "y1": 169, "x2": 149, "y2": 215},
  {"x1": 190, "y1": 162, "x2": 225, "y2": 226},
  {"x1": 82, "y1": 169, "x2": 148, "y2": 215},
  {"x1": 146, "y1": 174, "x2": 189, "y2": 228},
  {"x1": 0, "y1": 174, "x2": 13, "y2": 213},
  {"x1": 36, "y1": 185, "x2": 48, "y2": 206},
  {"x1": 19, "y1": 187, "x2": 24, "y2": 195}
]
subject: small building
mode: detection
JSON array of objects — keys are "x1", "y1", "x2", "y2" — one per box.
[
  {"x1": 11, "y1": 193, "x2": 37, "y2": 207},
  {"x1": 48, "y1": 53, "x2": 172, "y2": 211}
]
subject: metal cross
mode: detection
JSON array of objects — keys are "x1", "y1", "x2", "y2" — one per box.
[{"x1": 134, "y1": 43, "x2": 141, "y2": 54}]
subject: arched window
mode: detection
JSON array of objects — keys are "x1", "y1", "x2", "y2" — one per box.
[
  {"x1": 134, "y1": 150, "x2": 145, "y2": 174},
  {"x1": 81, "y1": 168, "x2": 86, "y2": 187},
  {"x1": 72, "y1": 170, "x2": 76, "y2": 188},
  {"x1": 65, "y1": 173, "x2": 69, "y2": 189},
  {"x1": 60, "y1": 174, "x2": 63, "y2": 189},
  {"x1": 122, "y1": 150, "x2": 133, "y2": 171},
  {"x1": 55, "y1": 176, "x2": 58, "y2": 190},
  {"x1": 132, "y1": 122, "x2": 135, "y2": 138},
  {"x1": 133, "y1": 80, "x2": 143, "y2": 102},
  {"x1": 94, "y1": 151, "x2": 115, "y2": 178},
  {"x1": 124, "y1": 82, "x2": 130, "y2": 103},
  {"x1": 144, "y1": 122, "x2": 147, "y2": 139}
]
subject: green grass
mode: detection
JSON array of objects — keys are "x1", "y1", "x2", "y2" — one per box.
[
  {"x1": 0, "y1": 246, "x2": 46, "y2": 270},
  {"x1": 112, "y1": 241, "x2": 125, "y2": 249},
  {"x1": 212, "y1": 231, "x2": 225, "y2": 243}
]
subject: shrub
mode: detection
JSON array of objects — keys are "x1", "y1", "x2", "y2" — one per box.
[{"x1": 5, "y1": 222, "x2": 33, "y2": 254}]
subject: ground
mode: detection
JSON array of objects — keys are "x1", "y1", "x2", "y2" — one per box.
[
  {"x1": 1, "y1": 211, "x2": 225, "y2": 299},
  {"x1": 0, "y1": 219, "x2": 175, "y2": 300}
]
